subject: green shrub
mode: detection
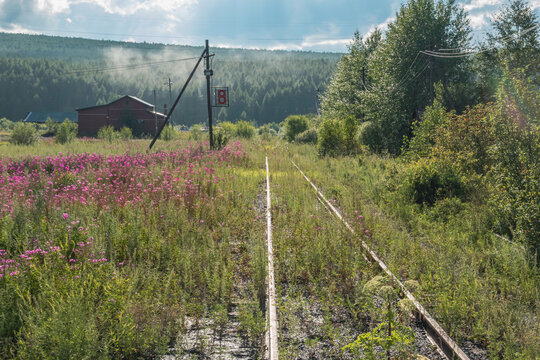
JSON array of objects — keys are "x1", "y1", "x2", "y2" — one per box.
[
  {"x1": 97, "y1": 125, "x2": 118, "y2": 143},
  {"x1": 342, "y1": 116, "x2": 359, "y2": 154},
  {"x1": 218, "y1": 121, "x2": 236, "y2": 138},
  {"x1": 9, "y1": 123, "x2": 40, "y2": 145},
  {"x1": 238, "y1": 300, "x2": 265, "y2": 352},
  {"x1": 433, "y1": 104, "x2": 495, "y2": 176},
  {"x1": 235, "y1": 120, "x2": 255, "y2": 138},
  {"x1": 428, "y1": 197, "x2": 466, "y2": 222},
  {"x1": 55, "y1": 119, "x2": 77, "y2": 144},
  {"x1": 16, "y1": 296, "x2": 103, "y2": 360},
  {"x1": 118, "y1": 126, "x2": 132, "y2": 140},
  {"x1": 160, "y1": 125, "x2": 176, "y2": 141},
  {"x1": 404, "y1": 98, "x2": 449, "y2": 159},
  {"x1": 212, "y1": 127, "x2": 229, "y2": 149},
  {"x1": 258, "y1": 124, "x2": 277, "y2": 141},
  {"x1": 317, "y1": 118, "x2": 343, "y2": 156},
  {"x1": 283, "y1": 115, "x2": 309, "y2": 142},
  {"x1": 190, "y1": 124, "x2": 203, "y2": 141},
  {"x1": 403, "y1": 159, "x2": 467, "y2": 206},
  {"x1": 295, "y1": 128, "x2": 318, "y2": 144},
  {"x1": 488, "y1": 104, "x2": 539, "y2": 253},
  {"x1": 358, "y1": 121, "x2": 384, "y2": 153},
  {"x1": 44, "y1": 117, "x2": 57, "y2": 135},
  {"x1": 0, "y1": 117, "x2": 14, "y2": 131}
]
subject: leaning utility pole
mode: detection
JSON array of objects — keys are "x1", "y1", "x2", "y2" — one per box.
[
  {"x1": 204, "y1": 40, "x2": 214, "y2": 149},
  {"x1": 149, "y1": 40, "x2": 218, "y2": 151},
  {"x1": 149, "y1": 46, "x2": 206, "y2": 150}
]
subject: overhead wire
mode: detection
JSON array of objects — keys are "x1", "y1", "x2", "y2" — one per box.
[
  {"x1": 420, "y1": 23, "x2": 539, "y2": 58},
  {"x1": 66, "y1": 55, "x2": 212, "y2": 75},
  {"x1": 371, "y1": 23, "x2": 540, "y2": 92},
  {"x1": 393, "y1": 51, "x2": 424, "y2": 88}
]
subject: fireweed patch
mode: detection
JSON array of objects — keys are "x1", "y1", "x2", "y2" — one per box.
[{"x1": 0, "y1": 141, "x2": 265, "y2": 359}]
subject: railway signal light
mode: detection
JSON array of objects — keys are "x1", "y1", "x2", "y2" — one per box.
[{"x1": 212, "y1": 87, "x2": 229, "y2": 107}]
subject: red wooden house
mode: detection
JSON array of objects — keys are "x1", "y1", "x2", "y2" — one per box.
[{"x1": 77, "y1": 95, "x2": 166, "y2": 137}]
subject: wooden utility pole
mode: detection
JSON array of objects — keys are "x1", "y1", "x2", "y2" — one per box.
[
  {"x1": 165, "y1": 78, "x2": 173, "y2": 104},
  {"x1": 149, "y1": 46, "x2": 206, "y2": 150},
  {"x1": 153, "y1": 89, "x2": 157, "y2": 136},
  {"x1": 164, "y1": 78, "x2": 173, "y2": 126},
  {"x1": 204, "y1": 40, "x2": 214, "y2": 149}
]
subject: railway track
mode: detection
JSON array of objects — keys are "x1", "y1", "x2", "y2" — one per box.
[
  {"x1": 262, "y1": 157, "x2": 473, "y2": 359},
  {"x1": 290, "y1": 160, "x2": 470, "y2": 360}
]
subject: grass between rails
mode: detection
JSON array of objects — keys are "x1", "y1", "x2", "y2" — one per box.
[
  {"x1": 268, "y1": 146, "x2": 425, "y2": 359},
  {"x1": 0, "y1": 138, "x2": 269, "y2": 359},
  {"x1": 285, "y1": 143, "x2": 539, "y2": 359}
]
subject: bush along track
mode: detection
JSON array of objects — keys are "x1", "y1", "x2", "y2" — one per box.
[
  {"x1": 265, "y1": 153, "x2": 454, "y2": 359},
  {"x1": 291, "y1": 160, "x2": 471, "y2": 360},
  {"x1": 285, "y1": 143, "x2": 538, "y2": 359}
]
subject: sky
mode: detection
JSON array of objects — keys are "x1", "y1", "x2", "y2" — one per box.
[{"x1": 0, "y1": 0, "x2": 538, "y2": 52}]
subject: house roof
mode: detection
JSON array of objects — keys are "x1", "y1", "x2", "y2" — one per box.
[
  {"x1": 150, "y1": 110, "x2": 167, "y2": 118},
  {"x1": 76, "y1": 95, "x2": 155, "y2": 111},
  {"x1": 23, "y1": 112, "x2": 78, "y2": 123}
]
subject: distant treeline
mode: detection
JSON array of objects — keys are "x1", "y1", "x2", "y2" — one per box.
[{"x1": 0, "y1": 33, "x2": 340, "y2": 125}]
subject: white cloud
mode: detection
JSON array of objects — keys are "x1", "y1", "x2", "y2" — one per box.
[
  {"x1": 72, "y1": 0, "x2": 197, "y2": 15},
  {"x1": 262, "y1": 36, "x2": 349, "y2": 51},
  {"x1": 267, "y1": 43, "x2": 302, "y2": 51},
  {"x1": 299, "y1": 24, "x2": 350, "y2": 49},
  {"x1": 0, "y1": 24, "x2": 40, "y2": 34},
  {"x1": 468, "y1": 12, "x2": 489, "y2": 29},
  {"x1": 37, "y1": 0, "x2": 70, "y2": 14},
  {"x1": 301, "y1": 38, "x2": 349, "y2": 47},
  {"x1": 462, "y1": 0, "x2": 502, "y2": 12},
  {"x1": 363, "y1": 16, "x2": 395, "y2": 41},
  {"x1": 532, "y1": 0, "x2": 540, "y2": 9}
]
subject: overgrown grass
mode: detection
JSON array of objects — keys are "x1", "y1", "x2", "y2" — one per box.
[
  {"x1": 0, "y1": 138, "x2": 267, "y2": 358},
  {"x1": 1, "y1": 136, "x2": 538, "y2": 359},
  {"x1": 287, "y1": 143, "x2": 539, "y2": 359}
]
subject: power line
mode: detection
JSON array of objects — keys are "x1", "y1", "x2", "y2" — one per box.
[
  {"x1": 401, "y1": 61, "x2": 430, "y2": 86},
  {"x1": 382, "y1": 22, "x2": 540, "y2": 91},
  {"x1": 66, "y1": 55, "x2": 205, "y2": 75},
  {"x1": 419, "y1": 24, "x2": 539, "y2": 58},
  {"x1": 394, "y1": 51, "x2": 424, "y2": 88}
]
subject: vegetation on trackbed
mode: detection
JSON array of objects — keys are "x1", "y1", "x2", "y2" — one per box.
[{"x1": 0, "y1": 133, "x2": 537, "y2": 359}]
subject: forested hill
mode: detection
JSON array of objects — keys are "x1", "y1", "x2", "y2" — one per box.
[{"x1": 0, "y1": 33, "x2": 341, "y2": 125}]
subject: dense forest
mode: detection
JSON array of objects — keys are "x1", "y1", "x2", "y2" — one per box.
[
  {"x1": 320, "y1": 0, "x2": 539, "y2": 154},
  {"x1": 0, "y1": 33, "x2": 340, "y2": 125},
  {"x1": 302, "y1": 0, "x2": 538, "y2": 257}
]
